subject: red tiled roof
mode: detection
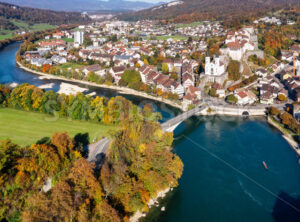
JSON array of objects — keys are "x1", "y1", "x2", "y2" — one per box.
[
  {"x1": 188, "y1": 85, "x2": 200, "y2": 93},
  {"x1": 237, "y1": 91, "x2": 247, "y2": 98},
  {"x1": 182, "y1": 73, "x2": 193, "y2": 82},
  {"x1": 183, "y1": 93, "x2": 195, "y2": 100},
  {"x1": 112, "y1": 66, "x2": 125, "y2": 73},
  {"x1": 154, "y1": 74, "x2": 169, "y2": 85},
  {"x1": 227, "y1": 41, "x2": 241, "y2": 50}
]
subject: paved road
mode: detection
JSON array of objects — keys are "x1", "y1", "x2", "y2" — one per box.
[{"x1": 88, "y1": 138, "x2": 112, "y2": 162}]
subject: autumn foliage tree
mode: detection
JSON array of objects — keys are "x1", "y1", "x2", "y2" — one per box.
[
  {"x1": 100, "y1": 107, "x2": 183, "y2": 217},
  {"x1": 42, "y1": 64, "x2": 51, "y2": 73},
  {"x1": 22, "y1": 159, "x2": 120, "y2": 222},
  {"x1": 0, "y1": 84, "x2": 183, "y2": 221}
]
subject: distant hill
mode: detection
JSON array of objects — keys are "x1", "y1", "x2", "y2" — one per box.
[
  {"x1": 119, "y1": 0, "x2": 300, "y2": 22},
  {"x1": 0, "y1": 0, "x2": 162, "y2": 12},
  {"x1": 0, "y1": 2, "x2": 90, "y2": 40},
  {"x1": 0, "y1": 2, "x2": 90, "y2": 25}
]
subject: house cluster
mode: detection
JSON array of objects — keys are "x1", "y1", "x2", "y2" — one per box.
[
  {"x1": 254, "y1": 17, "x2": 282, "y2": 25},
  {"x1": 279, "y1": 66, "x2": 300, "y2": 102},
  {"x1": 137, "y1": 59, "x2": 200, "y2": 97},
  {"x1": 221, "y1": 27, "x2": 256, "y2": 61},
  {"x1": 281, "y1": 47, "x2": 300, "y2": 79},
  {"x1": 52, "y1": 22, "x2": 205, "y2": 105},
  {"x1": 24, "y1": 39, "x2": 71, "y2": 66},
  {"x1": 20, "y1": 15, "x2": 300, "y2": 111},
  {"x1": 50, "y1": 30, "x2": 73, "y2": 39},
  {"x1": 77, "y1": 58, "x2": 202, "y2": 106},
  {"x1": 258, "y1": 75, "x2": 286, "y2": 104},
  {"x1": 175, "y1": 22, "x2": 224, "y2": 38}
]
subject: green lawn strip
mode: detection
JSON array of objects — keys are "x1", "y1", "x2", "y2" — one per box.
[
  {"x1": 29, "y1": 23, "x2": 56, "y2": 31},
  {"x1": 0, "y1": 108, "x2": 116, "y2": 146},
  {"x1": 11, "y1": 20, "x2": 29, "y2": 29},
  {"x1": 0, "y1": 31, "x2": 14, "y2": 40},
  {"x1": 156, "y1": 35, "x2": 188, "y2": 41},
  {"x1": 62, "y1": 38, "x2": 74, "y2": 43},
  {"x1": 175, "y1": 21, "x2": 204, "y2": 28},
  {"x1": 58, "y1": 62, "x2": 83, "y2": 70}
]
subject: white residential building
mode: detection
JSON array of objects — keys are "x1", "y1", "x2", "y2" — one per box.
[
  {"x1": 74, "y1": 31, "x2": 84, "y2": 47},
  {"x1": 221, "y1": 27, "x2": 255, "y2": 61}
]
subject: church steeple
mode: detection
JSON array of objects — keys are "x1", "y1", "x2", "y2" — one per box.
[
  {"x1": 215, "y1": 53, "x2": 220, "y2": 66},
  {"x1": 205, "y1": 52, "x2": 211, "y2": 75}
]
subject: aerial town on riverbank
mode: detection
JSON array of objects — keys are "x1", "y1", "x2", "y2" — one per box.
[
  {"x1": 20, "y1": 16, "x2": 300, "y2": 112},
  {"x1": 1, "y1": 1, "x2": 300, "y2": 221}
]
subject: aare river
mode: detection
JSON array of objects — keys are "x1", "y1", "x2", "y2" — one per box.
[{"x1": 1, "y1": 43, "x2": 300, "y2": 222}]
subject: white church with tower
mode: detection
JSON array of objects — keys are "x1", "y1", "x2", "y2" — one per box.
[
  {"x1": 205, "y1": 53, "x2": 225, "y2": 76},
  {"x1": 200, "y1": 52, "x2": 228, "y2": 85}
]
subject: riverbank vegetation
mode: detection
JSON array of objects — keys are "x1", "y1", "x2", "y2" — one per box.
[
  {"x1": 0, "y1": 83, "x2": 183, "y2": 221},
  {"x1": 268, "y1": 107, "x2": 300, "y2": 141},
  {"x1": 0, "y1": 83, "x2": 151, "y2": 125}
]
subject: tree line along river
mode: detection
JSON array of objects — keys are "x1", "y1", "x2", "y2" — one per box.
[{"x1": 1, "y1": 43, "x2": 300, "y2": 222}]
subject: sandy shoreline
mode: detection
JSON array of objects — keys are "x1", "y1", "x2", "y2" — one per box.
[
  {"x1": 267, "y1": 116, "x2": 300, "y2": 156},
  {"x1": 16, "y1": 61, "x2": 184, "y2": 111}
]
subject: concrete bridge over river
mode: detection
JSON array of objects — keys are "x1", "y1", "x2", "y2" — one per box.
[
  {"x1": 161, "y1": 104, "x2": 267, "y2": 132},
  {"x1": 161, "y1": 105, "x2": 206, "y2": 132},
  {"x1": 89, "y1": 104, "x2": 269, "y2": 162}
]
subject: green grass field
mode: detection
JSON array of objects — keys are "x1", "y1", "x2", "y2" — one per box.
[
  {"x1": 156, "y1": 35, "x2": 188, "y2": 41},
  {"x1": 142, "y1": 35, "x2": 188, "y2": 41},
  {"x1": 30, "y1": 23, "x2": 55, "y2": 31},
  {"x1": 58, "y1": 62, "x2": 83, "y2": 70},
  {"x1": 145, "y1": 35, "x2": 187, "y2": 41},
  {"x1": 0, "y1": 108, "x2": 116, "y2": 146},
  {"x1": 175, "y1": 21, "x2": 204, "y2": 28},
  {"x1": 62, "y1": 38, "x2": 74, "y2": 43},
  {"x1": 0, "y1": 31, "x2": 14, "y2": 40},
  {"x1": 0, "y1": 19, "x2": 56, "y2": 41}
]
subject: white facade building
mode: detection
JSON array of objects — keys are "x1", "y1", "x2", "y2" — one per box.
[
  {"x1": 205, "y1": 54, "x2": 225, "y2": 76},
  {"x1": 74, "y1": 31, "x2": 84, "y2": 47},
  {"x1": 221, "y1": 27, "x2": 255, "y2": 61}
]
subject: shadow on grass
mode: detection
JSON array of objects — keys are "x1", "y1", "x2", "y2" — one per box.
[
  {"x1": 36, "y1": 137, "x2": 50, "y2": 145},
  {"x1": 74, "y1": 132, "x2": 90, "y2": 158}
]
